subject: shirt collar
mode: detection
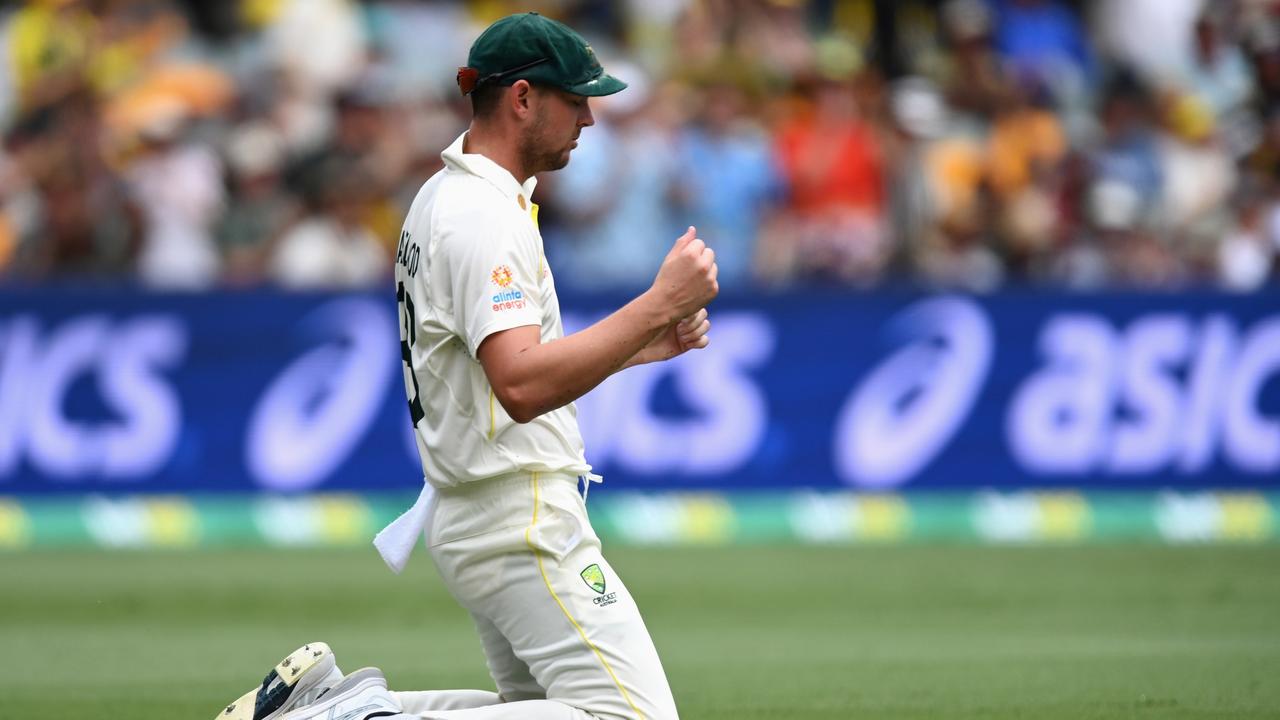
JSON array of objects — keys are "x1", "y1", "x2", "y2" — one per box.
[{"x1": 440, "y1": 132, "x2": 538, "y2": 202}]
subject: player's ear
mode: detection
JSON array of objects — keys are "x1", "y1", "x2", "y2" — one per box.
[{"x1": 510, "y1": 80, "x2": 534, "y2": 118}]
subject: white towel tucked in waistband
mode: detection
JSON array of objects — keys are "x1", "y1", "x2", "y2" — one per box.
[{"x1": 372, "y1": 481, "x2": 435, "y2": 574}]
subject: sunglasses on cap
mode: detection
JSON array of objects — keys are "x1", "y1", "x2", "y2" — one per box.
[{"x1": 457, "y1": 57, "x2": 552, "y2": 96}]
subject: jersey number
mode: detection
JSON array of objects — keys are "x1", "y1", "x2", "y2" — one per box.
[{"x1": 397, "y1": 281, "x2": 426, "y2": 425}]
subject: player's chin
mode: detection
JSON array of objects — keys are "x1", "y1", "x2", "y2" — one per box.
[{"x1": 549, "y1": 149, "x2": 573, "y2": 171}]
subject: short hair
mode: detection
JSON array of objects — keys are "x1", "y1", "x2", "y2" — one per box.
[
  {"x1": 470, "y1": 82, "x2": 506, "y2": 118},
  {"x1": 470, "y1": 80, "x2": 555, "y2": 118}
]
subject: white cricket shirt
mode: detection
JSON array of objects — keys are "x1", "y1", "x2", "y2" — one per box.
[{"x1": 394, "y1": 132, "x2": 591, "y2": 489}]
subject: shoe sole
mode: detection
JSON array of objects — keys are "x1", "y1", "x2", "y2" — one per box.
[{"x1": 216, "y1": 642, "x2": 334, "y2": 720}]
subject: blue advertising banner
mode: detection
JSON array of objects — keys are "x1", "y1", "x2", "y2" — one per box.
[{"x1": 0, "y1": 288, "x2": 1277, "y2": 495}]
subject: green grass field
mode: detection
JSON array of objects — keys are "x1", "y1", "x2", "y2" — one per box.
[{"x1": 2, "y1": 545, "x2": 1278, "y2": 719}]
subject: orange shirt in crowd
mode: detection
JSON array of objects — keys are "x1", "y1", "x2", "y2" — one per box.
[
  {"x1": 774, "y1": 117, "x2": 884, "y2": 215},
  {"x1": 987, "y1": 108, "x2": 1066, "y2": 197}
]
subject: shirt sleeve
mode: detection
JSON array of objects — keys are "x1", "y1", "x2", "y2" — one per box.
[{"x1": 441, "y1": 208, "x2": 543, "y2": 358}]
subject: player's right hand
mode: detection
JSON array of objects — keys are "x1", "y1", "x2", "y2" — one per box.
[{"x1": 650, "y1": 226, "x2": 719, "y2": 321}]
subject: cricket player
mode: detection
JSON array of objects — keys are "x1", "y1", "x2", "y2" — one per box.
[{"x1": 216, "y1": 12, "x2": 716, "y2": 720}]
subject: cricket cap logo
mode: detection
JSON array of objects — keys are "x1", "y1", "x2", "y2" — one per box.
[{"x1": 580, "y1": 563, "x2": 606, "y2": 594}]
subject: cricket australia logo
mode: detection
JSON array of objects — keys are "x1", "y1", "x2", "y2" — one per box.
[{"x1": 581, "y1": 563, "x2": 617, "y2": 607}]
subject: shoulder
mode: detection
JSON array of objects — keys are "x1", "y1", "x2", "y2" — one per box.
[
  {"x1": 403, "y1": 167, "x2": 507, "y2": 243},
  {"x1": 436, "y1": 172, "x2": 510, "y2": 224},
  {"x1": 436, "y1": 179, "x2": 528, "y2": 250}
]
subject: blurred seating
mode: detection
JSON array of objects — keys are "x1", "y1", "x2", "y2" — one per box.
[{"x1": 0, "y1": 0, "x2": 1276, "y2": 292}]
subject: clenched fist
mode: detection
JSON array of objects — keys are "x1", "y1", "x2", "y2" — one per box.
[{"x1": 649, "y1": 226, "x2": 719, "y2": 322}]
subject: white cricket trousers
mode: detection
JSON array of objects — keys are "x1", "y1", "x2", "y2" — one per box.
[{"x1": 395, "y1": 471, "x2": 679, "y2": 720}]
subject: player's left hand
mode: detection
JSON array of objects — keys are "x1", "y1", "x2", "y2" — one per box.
[
  {"x1": 638, "y1": 308, "x2": 710, "y2": 364},
  {"x1": 673, "y1": 308, "x2": 711, "y2": 353}
]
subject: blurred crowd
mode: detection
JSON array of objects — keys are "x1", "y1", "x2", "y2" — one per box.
[{"x1": 1, "y1": 0, "x2": 1279, "y2": 293}]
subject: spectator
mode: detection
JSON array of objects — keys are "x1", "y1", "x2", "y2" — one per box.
[
  {"x1": 772, "y1": 73, "x2": 887, "y2": 283},
  {"x1": 123, "y1": 98, "x2": 225, "y2": 289},
  {"x1": 1050, "y1": 179, "x2": 1131, "y2": 289},
  {"x1": 263, "y1": 0, "x2": 367, "y2": 98},
  {"x1": 217, "y1": 121, "x2": 299, "y2": 285},
  {"x1": 545, "y1": 68, "x2": 681, "y2": 291},
  {"x1": 362, "y1": 0, "x2": 478, "y2": 102},
  {"x1": 677, "y1": 81, "x2": 782, "y2": 288},
  {"x1": 885, "y1": 77, "x2": 947, "y2": 268},
  {"x1": 991, "y1": 0, "x2": 1092, "y2": 91},
  {"x1": 0, "y1": 0, "x2": 1275, "y2": 293},
  {"x1": 885, "y1": 77, "x2": 989, "y2": 281},
  {"x1": 269, "y1": 169, "x2": 388, "y2": 289},
  {"x1": 987, "y1": 82, "x2": 1067, "y2": 199},
  {"x1": 1247, "y1": 25, "x2": 1280, "y2": 118},
  {"x1": 7, "y1": 97, "x2": 141, "y2": 280},
  {"x1": 985, "y1": 80, "x2": 1069, "y2": 277},
  {"x1": 1092, "y1": 0, "x2": 1202, "y2": 89},
  {"x1": 918, "y1": 182, "x2": 1006, "y2": 291},
  {"x1": 1218, "y1": 185, "x2": 1277, "y2": 290},
  {"x1": 1158, "y1": 93, "x2": 1237, "y2": 271},
  {"x1": 6, "y1": 0, "x2": 95, "y2": 112},
  {"x1": 1186, "y1": 11, "x2": 1255, "y2": 116},
  {"x1": 1091, "y1": 70, "x2": 1163, "y2": 213},
  {"x1": 937, "y1": 0, "x2": 1007, "y2": 124},
  {"x1": 286, "y1": 81, "x2": 406, "y2": 246},
  {"x1": 1080, "y1": 179, "x2": 1184, "y2": 288},
  {"x1": 1244, "y1": 108, "x2": 1280, "y2": 187}
]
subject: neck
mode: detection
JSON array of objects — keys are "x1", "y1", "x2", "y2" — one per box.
[{"x1": 463, "y1": 124, "x2": 531, "y2": 184}]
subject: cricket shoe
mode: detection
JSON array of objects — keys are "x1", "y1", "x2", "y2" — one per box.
[
  {"x1": 216, "y1": 642, "x2": 345, "y2": 720},
  {"x1": 279, "y1": 667, "x2": 404, "y2": 720}
]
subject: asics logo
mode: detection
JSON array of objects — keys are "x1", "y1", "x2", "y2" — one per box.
[{"x1": 328, "y1": 704, "x2": 382, "y2": 720}]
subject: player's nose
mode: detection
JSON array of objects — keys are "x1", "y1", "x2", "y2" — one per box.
[{"x1": 579, "y1": 102, "x2": 594, "y2": 128}]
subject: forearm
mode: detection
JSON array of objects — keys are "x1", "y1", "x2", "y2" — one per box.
[
  {"x1": 622, "y1": 347, "x2": 656, "y2": 370},
  {"x1": 491, "y1": 291, "x2": 671, "y2": 421},
  {"x1": 484, "y1": 226, "x2": 719, "y2": 422}
]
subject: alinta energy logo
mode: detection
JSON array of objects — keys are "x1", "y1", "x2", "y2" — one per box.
[
  {"x1": 491, "y1": 264, "x2": 513, "y2": 288},
  {"x1": 489, "y1": 264, "x2": 525, "y2": 312}
]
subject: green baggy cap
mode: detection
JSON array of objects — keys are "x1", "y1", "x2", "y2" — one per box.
[{"x1": 457, "y1": 12, "x2": 627, "y2": 97}]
